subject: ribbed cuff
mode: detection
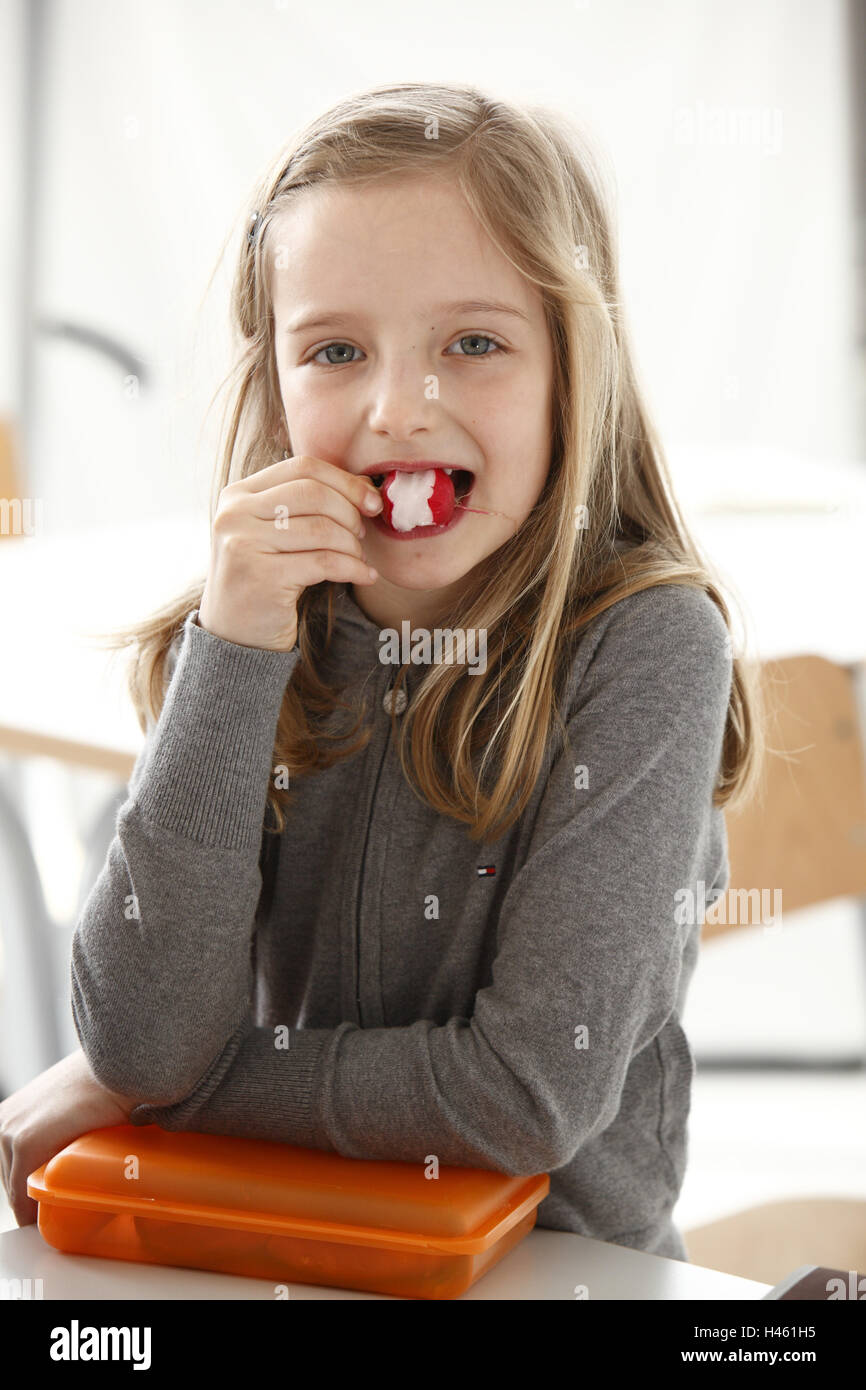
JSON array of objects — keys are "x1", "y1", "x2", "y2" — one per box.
[
  {"x1": 129, "y1": 1024, "x2": 331, "y2": 1149},
  {"x1": 133, "y1": 609, "x2": 300, "y2": 848}
]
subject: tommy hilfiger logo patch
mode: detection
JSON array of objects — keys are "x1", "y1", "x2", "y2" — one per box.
[{"x1": 476, "y1": 865, "x2": 496, "y2": 876}]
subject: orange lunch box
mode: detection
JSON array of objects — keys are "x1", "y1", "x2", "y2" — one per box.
[{"x1": 28, "y1": 1125, "x2": 549, "y2": 1300}]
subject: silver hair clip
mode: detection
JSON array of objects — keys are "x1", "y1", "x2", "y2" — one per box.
[{"x1": 247, "y1": 211, "x2": 263, "y2": 247}]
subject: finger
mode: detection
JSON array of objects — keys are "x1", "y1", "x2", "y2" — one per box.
[
  {"x1": 239, "y1": 456, "x2": 382, "y2": 517},
  {"x1": 9, "y1": 1161, "x2": 39, "y2": 1227},
  {"x1": 258, "y1": 511, "x2": 371, "y2": 562},
  {"x1": 219, "y1": 507, "x2": 370, "y2": 565},
  {"x1": 262, "y1": 548, "x2": 379, "y2": 589},
  {"x1": 250, "y1": 475, "x2": 372, "y2": 541},
  {"x1": 15, "y1": 1196, "x2": 39, "y2": 1227}
]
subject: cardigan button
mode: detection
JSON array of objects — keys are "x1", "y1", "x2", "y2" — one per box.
[{"x1": 382, "y1": 684, "x2": 408, "y2": 715}]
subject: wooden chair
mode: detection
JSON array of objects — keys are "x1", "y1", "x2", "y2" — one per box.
[
  {"x1": 684, "y1": 654, "x2": 866, "y2": 1283},
  {"x1": 699, "y1": 654, "x2": 866, "y2": 1066},
  {"x1": 685, "y1": 1197, "x2": 866, "y2": 1287},
  {"x1": 0, "y1": 415, "x2": 22, "y2": 540}
]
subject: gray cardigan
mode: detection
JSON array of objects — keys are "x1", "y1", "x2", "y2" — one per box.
[{"x1": 70, "y1": 580, "x2": 732, "y2": 1262}]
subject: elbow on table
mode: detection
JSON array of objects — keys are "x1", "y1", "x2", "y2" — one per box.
[
  {"x1": 490, "y1": 1073, "x2": 621, "y2": 1175},
  {"x1": 71, "y1": 974, "x2": 230, "y2": 1106},
  {"x1": 480, "y1": 1096, "x2": 582, "y2": 1177},
  {"x1": 500, "y1": 1124, "x2": 579, "y2": 1177},
  {"x1": 72, "y1": 1009, "x2": 210, "y2": 1109},
  {"x1": 467, "y1": 1048, "x2": 590, "y2": 1176},
  {"x1": 76, "y1": 1037, "x2": 199, "y2": 1110}
]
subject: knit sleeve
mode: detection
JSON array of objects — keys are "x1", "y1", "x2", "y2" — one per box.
[
  {"x1": 128, "y1": 585, "x2": 733, "y2": 1175},
  {"x1": 70, "y1": 609, "x2": 300, "y2": 1101}
]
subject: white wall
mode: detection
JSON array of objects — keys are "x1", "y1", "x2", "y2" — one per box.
[
  {"x1": 4, "y1": 0, "x2": 860, "y2": 533},
  {"x1": 0, "y1": 0, "x2": 25, "y2": 422}
]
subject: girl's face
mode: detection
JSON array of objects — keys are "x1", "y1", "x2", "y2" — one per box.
[{"x1": 270, "y1": 172, "x2": 554, "y2": 620}]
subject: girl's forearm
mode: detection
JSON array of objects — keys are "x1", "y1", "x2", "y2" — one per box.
[{"x1": 70, "y1": 610, "x2": 300, "y2": 1104}]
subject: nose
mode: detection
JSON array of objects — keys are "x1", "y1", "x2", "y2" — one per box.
[{"x1": 366, "y1": 350, "x2": 437, "y2": 440}]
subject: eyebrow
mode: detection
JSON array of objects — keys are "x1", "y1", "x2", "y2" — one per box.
[{"x1": 285, "y1": 299, "x2": 531, "y2": 334}]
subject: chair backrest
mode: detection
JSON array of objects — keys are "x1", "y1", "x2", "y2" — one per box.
[
  {"x1": 703, "y1": 655, "x2": 866, "y2": 943},
  {"x1": 0, "y1": 415, "x2": 22, "y2": 542}
]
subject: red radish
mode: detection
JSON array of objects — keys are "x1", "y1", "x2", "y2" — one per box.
[{"x1": 380, "y1": 468, "x2": 456, "y2": 532}]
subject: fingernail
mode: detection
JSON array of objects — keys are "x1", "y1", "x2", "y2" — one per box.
[{"x1": 365, "y1": 492, "x2": 382, "y2": 511}]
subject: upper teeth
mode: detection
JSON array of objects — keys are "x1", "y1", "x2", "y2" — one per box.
[{"x1": 376, "y1": 466, "x2": 456, "y2": 477}]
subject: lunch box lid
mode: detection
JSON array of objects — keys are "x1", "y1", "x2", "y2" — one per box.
[{"x1": 28, "y1": 1126, "x2": 550, "y2": 1255}]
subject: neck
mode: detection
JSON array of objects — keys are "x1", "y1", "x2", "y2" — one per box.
[{"x1": 349, "y1": 579, "x2": 467, "y2": 635}]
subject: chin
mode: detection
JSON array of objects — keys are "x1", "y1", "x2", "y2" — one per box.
[{"x1": 378, "y1": 551, "x2": 478, "y2": 585}]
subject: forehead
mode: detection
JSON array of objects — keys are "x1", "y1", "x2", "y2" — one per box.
[{"x1": 268, "y1": 174, "x2": 542, "y2": 325}]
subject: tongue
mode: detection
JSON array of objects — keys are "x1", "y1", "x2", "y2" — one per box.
[{"x1": 381, "y1": 468, "x2": 456, "y2": 532}]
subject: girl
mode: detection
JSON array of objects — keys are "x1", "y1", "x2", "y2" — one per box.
[{"x1": 0, "y1": 82, "x2": 763, "y2": 1261}]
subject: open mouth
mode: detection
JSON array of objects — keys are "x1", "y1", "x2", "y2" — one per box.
[{"x1": 371, "y1": 468, "x2": 474, "y2": 501}]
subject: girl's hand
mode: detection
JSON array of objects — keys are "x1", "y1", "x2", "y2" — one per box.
[
  {"x1": 0, "y1": 1049, "x2": 134, "y2": 1227},
  {"x1": 198, "y1": 455, "x2": 383, "y2": 652}
]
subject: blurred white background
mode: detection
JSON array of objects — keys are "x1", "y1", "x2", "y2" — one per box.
[
  {"x1": 0, "y1": 0, "x2": 864, "y2": 1282},
  {"x1": 0, "y1": 0, "x2": 862, "y2": 527}
]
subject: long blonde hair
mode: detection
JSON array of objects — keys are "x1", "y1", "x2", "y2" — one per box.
[{"x1": 102, "y1": 82, "x2": 765, "y2": 842}]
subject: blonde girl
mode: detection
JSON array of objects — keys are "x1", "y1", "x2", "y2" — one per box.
[{"x1": 1, "y1": 83, "x2": 762, "y2": 1263}]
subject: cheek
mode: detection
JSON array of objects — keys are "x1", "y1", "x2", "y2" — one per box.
[
  {"x1": 484, "y1": 403, "x2": 548, "y2": 462},
  {"x1": 487, "y1": 414, "x2": 551, "y2": 505},
  {"x1": 469, "y1": 369, "x2": 549, "y2": 431},
  {"x1": 281, "y1": 382, "x2": 352, "y2": 447}
]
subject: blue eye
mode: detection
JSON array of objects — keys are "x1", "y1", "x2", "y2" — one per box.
[
  {"x1": 307, "y1": 333, "x2": 507, "y2": 366},
  {"x1": 311, "y1": 342, "x2": 363, "y2": 366},
  {"x1": 445, "y1": 333, "x2": 505, "y2": 357}
]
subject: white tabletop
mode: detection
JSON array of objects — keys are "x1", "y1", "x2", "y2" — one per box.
[
  {"x1": 685, "y1": 508, "x2": 866, "y2": 664},
  {"x1": 0, "y1": 514, "x2": 211, "y2": 757},
  {"x1": 0, "y1": 1223, "x2": 771, "y2": 1300},
  {"x1": 671, "y1": 443, "x2": 866, "y2": 664}
]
